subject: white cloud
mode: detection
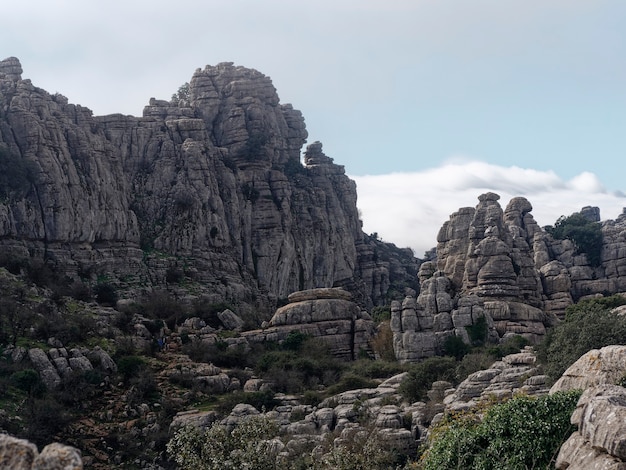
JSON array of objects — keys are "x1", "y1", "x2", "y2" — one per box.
[{"x1": 352, "y1": 161, "x2": 626, "y2": 257}]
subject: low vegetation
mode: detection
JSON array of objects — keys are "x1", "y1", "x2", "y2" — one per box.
[
  {"x1": 2, "y1": 248, "x2": 626, "y2": 468},
  {"x1": 545, "y1": 212, "x2": 603, "y2": 267},
  {"x1": 537, "y1": 294, "x2": 626, "y2": 380},
  {"x1": 418, "y1": 390, "x2": 581, "y2": 470}
]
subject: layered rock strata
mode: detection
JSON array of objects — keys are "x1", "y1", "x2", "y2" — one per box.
[
  {"x1": 0, "y1": 57, "x2": 416, "y2": 317},
  {"x1": 244, "y1": 288, "x2": 374, "y2": 360},
  {"x1": 394, "y1": 192, "x2": 626, "y2": 362},
  {"x1": 551, "y1": 346, "x2": 626, "y2": 469}
]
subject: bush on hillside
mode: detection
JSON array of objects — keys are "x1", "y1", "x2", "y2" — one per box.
[
  {"x1": 546, "y1": 213, "x2": 603, "y2": 267},
  {"x1": 537, "y1": 295, "x2": 626, "y2": 380},
  {"x1": 399, "y1": 356, "x2": 457, "y2": 403},
  {"x1": 419, "y1": 389, "x2": 581, "y2": 470},
  {"x1": 167, "y1": 415, "x2": 280, "y2": 469},
  {"x1": 255, "y1": 336, "x2": 343, "y2": 394}
]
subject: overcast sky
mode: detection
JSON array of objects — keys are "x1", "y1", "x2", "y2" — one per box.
[{"x1": 3, "y1": 0, "x2": 626, "y2": 256}]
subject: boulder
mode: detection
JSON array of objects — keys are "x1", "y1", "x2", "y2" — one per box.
[
  {"x1": 550, "y1": 345, "x2": 626, "y2": 394},
  {"x1": 217, "y1": 309, "x2": 245, "y2": 331},
  {"x1": 0, "y1": 434, "x2": 82, "y2": 470},
  {"x1": 556, "y1": 385, "x2": 626, "y2": 469}
]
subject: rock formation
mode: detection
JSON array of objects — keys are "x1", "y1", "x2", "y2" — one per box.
[
  {"x1": 5, "y1": 345, "x2": 116, "y2": 390},
  {"x1": 393, "y1": 192, "x2": 626, "y2": 362},
  {"x1": 248, "y1": 287, "x2": 375, "y2": 360},
  {"x1": 443, "y1": 347, "x2": 550, "y2": 411},
  {"x1": 0, "y1": 56, "x2": 417, "y2": 319},
  {"x1": 550, "y1": 345, "x2": 626, "y2": 395},
  {"x1": 549, "y1": 346, "x2": 626, "y2": 469},
  {"x1": 0, "y1": 434, "x2": 82, "y2": 469}
]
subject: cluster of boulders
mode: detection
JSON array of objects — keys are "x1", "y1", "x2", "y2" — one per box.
[
  {"x1": 0, "y1": 434, "x2": 82, "y2": 469},
  {"x1": 444, "y1": 347, "x2": 550, "y2": 411},
  {"x1": 166, "y1": 346, "x2": 557, "y2": 465},
  {"x1": 169, "y1": 371, "x2": 422, "y2": 461},
  {"x1": 158, "y1": 288, "x2": 374, "y2": 361},
  {"x1": 3, "y1": 344, "x2": 116, "y2": 390}
]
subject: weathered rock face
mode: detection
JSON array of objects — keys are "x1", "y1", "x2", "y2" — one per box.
[
  {"x1": 550, "y1": 345, "x2": 626, "y2": 394},
  {"x1": 11, "y1": 345, "x2": 116, "y2": 390},
  {"x1": 443, "y1": 347, "x2": 550, "y2": 412},
  {"x1": 0, "y1": 57, "x2": 416, "y2": 316},
  {"x1": 438, "y1": 192, "x2": 626, "y2": 318},
  {"x1": 558, "y1": 385, "x2": 626, "y2": 469},
  {"x1": 243, "y1": 288, "x2": 375, "y2": 360},
  {"x1": 552, "y1": 347, "x2": 626, "y2": 470},
  {"x1": 394, "y1": 191, "x2": 626, "y2": 362}
]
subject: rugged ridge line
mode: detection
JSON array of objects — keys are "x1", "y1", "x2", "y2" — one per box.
[{"x1": 0, "y1": 57, "x2": 418, "y2": 317}]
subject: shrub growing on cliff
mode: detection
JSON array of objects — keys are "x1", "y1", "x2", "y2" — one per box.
[
  {"x1": 546, "y1": 213, "x2": 603, "y2": 267},
  {"x1": 171, "y1": 82, "x2": 190, "y2": 103},
  {"x1": 419, "y1": 389, "x2": 581, "y2": 470},
  {"x1": 537, "y1": 295, "x2": 626, "y2": 380}
]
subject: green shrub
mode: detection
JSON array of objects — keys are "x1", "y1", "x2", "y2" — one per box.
[
  {"x1": 465, "y1": 316, "x2": 488, "y2": 346},
  {"x1": 11, "y1": 369, "x2": 43, "y2": 396},
  {"x1": 346, "y1": 358, "x2": 405, "y2": 379},
  {"x1": 191, "y1": 299, "x2": 234, "y2": 329},
  {"x1": 537, "y1": 295, "x2": 626, "y2": 380},
  {"x1": 171, "y1": 82, "x2": 190, "y2": 103},
  {"x1": 324, "y1": 373, "x2": 378, "y2": 396},
  {"x1": 443, "y1": 335, "x2": 470, "y2": 360},
  {"x1": 456, "y1": 352, "x2": 496, "y2": 383},
  {"x1": 23, "y1": 396, "x2": 72, "y2": 447},
  {"x1": 399, "y1": 356, "x2": 457, "y2": 402},
  {"x1": 167, "y1": 415, "x2": 279, "y2": 469},
  {"x1": 419, "y1": 389, "x2": 581, "y2": 470},
  {"x1": 318, "y1": 426, "x2": 406, "y2": 469},
  {"x1": 487, "y1": 335, "x2": 529, "y2": 359},
  {"x1": 94, "y1": 282, "x2": 118, "y2": 306},
  {"x1": 546, "y1": 213, "x2": 603, "y2": 267},
  {"x1": 281, "y1": 330, "x2": 309, "y2": 351},
  {"x1": 116, "y1": 355, "x2": 147, "y2": 382},
  {"x1": 215, "y1": 390, "x2": 278, "y2": 415},
  {"x1": 255, "y1": 337, "x2": 343, "y2": 394},
  {"x1": 182, "y1": 339, "x2": 251, "y2": 369},
  {"x1": 140, "y1": 290, "x2": 188, "y2": 329},
  {"x1": 371, "y1": 306, "x2": 391, "y2": 323}
]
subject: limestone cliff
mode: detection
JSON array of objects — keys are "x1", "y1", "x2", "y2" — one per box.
[
  {"x1": 0, "y1": 57, "x2": 417, "y2": 317},
  {"x1": 393, "y1": 192, "x2": 626, "y2": 362}
]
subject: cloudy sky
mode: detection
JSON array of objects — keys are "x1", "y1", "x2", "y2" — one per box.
[{"x1": 3, "y1": 0, "x2": 626, "y2": 256}]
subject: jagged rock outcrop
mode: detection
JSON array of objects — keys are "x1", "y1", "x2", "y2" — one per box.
[
  {"x1": 438, "y1": 193, "x2": 626, "y2": 317},
  {"x1": 394, "y1": 191, "x2": 626, "y2": 362},
  {"x1": 0, "y1": 56, "x2": 416, "y2": 318},
  {"x1": 10, "y1": 345, "x2": 115, "y2": 390},
  {"x1": 174, "y1": 371, "x2": 425, "y2": 464},
  {"x1": 551, "y1": 347, "x2": 626, "y2": 469}
]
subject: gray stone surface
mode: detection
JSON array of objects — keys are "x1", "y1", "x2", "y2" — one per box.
[{"x1": 0, "y1": 57, "x2": 417, "y2": 316}]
